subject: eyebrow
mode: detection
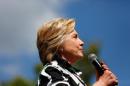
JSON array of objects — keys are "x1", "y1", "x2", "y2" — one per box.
[
  {"x1": 74, "y1": 33, "x2": 78, "y2": 35},
  {"x1": 72, "y1": 33, "x2": 78, "y2": 37}
]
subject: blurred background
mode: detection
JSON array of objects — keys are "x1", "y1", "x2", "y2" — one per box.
[{"x1": 0, "y1": 0, "x2": 130, "y2": 86}]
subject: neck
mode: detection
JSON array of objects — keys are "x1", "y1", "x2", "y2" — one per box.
[{"x1": 61, "y1": 55, "x2": 76, "y2": 64}]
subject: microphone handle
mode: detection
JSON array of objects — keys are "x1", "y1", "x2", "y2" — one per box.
[{"x1": 92, "y1": 60, "x2": 104, "y2": 76}]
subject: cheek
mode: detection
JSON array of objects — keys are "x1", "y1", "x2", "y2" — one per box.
[
  {"x1": 69, "y1": 46, "x2": 83, "y2": 57},
  {"x1": 62, "y1": 39, "x2": 81, "y2": 55},
  {"x1": 63, "y1": 44, "x2": 77, "y2": 55},
  {"x1": 67, "y1": 44, "x2": 78, "y2": 52},
  {"x1": 63, "y1": 40, "x2": 76, "y2": 50},
  {"x1": 64, "y1": 46, "x2": 76, "y2": 53}
]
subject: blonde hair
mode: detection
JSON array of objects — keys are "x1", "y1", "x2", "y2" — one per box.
[{"x1": 37, "y1": 18, "x2": 75, "y2": 64}]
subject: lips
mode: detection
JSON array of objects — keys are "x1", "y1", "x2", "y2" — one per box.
[
  {"x1": 80, "y1": 49, "x2": 84, "y2": 52},
  {"x1": 79, "y1": 48, "x2": 84, "y2": 50},
  {"x1": 79, "y1": 47, "x2": 84, "y2": 52}
]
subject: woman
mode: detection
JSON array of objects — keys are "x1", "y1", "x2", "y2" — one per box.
[{"x1": 36, "y1": 18, "x2": 118, "y2": 86}]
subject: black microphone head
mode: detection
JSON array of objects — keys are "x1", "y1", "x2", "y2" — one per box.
[
  {"x1": 88, "y1": 53, "x2": 104, "y2": 75},
  {"x1": 88, "y1": 53, "x2": 97, "y2": 62}
]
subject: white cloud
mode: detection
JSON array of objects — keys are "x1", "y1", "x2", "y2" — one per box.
[{"x1": 0, "y1": 0, "x2": 73, "y2": 56}]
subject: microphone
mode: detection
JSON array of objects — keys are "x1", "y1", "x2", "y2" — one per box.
[
  {"x1": 88, "y1": 53, "x2": 104, "y2": 75},
  {"x1": 88, "y1": 53, "x2": 118, "y2": 86}
]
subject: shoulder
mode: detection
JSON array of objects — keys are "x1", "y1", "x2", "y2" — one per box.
[
  {"x1": 37, "y1": 61, "x2": 70, "y2": 86},
  {"x1": 41, "y1": 62, "x2": 63, "y2": 80},
  {"x1": 41, "y1": 60, "x2": 63, "y2": 76}
]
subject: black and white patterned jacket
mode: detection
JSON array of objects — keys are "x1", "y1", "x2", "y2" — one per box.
[{"x1": 37, "y1": 55, "x2": 87, "y2": 86}]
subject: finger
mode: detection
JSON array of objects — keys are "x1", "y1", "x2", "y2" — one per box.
[
  {"x1": 102, "y1": 64, "x2": 109, "y2": 70},
  {"x1": 109, "y1": 78, "x2": 118, "y2": 85},
  {"x1": 110, "y1": 73, "x2": 118, "y2": 80},
  {"x1": 114, "y1": 79, "x2": 118, "y2": 85},
  {"x1": 103, "y1": 70, "x2": 112, "y2": 78}
]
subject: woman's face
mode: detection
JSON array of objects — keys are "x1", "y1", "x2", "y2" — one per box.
[{"x1": 60, "y1": 30, "x2": 84, "y2": 64}]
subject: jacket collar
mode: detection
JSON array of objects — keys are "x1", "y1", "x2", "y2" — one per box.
[{"x1": 52, "y1": 53, "x2": 81, "y2": 75}]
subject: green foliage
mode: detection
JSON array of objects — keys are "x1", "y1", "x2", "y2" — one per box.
[
  {"x1": 34, "y1": 63, "x2": 43, "y2": 78},
  {"x1": 7, "y1": 76, "x2": 34, "y2": 86},
  {"x1": 86, "y1": 42, "x2": 100, "y2": 56}
]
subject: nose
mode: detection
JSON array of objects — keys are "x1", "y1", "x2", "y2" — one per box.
[{"x1": 79, "y1": 38, "x2": 84, "y2": 46}]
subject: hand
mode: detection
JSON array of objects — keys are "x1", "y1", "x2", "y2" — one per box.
[{"x1": 94, "y1": 63, "x2": 118, "y2": 86}]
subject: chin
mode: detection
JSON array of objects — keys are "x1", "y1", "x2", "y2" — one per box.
[
  {"x1": 79, "y1": 52, "x2": 84, "y2": 57},
  {"x1": 77, "y1": 54, "x2": 84, "y2": 59}
]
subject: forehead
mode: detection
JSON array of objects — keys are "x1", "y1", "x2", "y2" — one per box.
[
  {"x1": 64, "y1": 30, "x2": 78, "y2": 40},
  {"x1": 70, "y1": 30, "x2": 78, "y2": 35}
]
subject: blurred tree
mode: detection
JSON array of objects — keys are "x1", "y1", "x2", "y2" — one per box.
[
  {"x1": 7, "y1": 76, "x2": 33, "y2": 86},
  {"x1": 34, "y1": 63, "x2": 43, "y2": 80}
]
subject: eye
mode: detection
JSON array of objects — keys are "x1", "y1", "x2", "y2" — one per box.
[{"x1": 73, "y1": 34, "x2": 78, "y2": 38}]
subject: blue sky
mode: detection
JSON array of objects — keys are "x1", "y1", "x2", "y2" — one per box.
[{"x1": 0, "y1": 0, "x2": 130, "y2": 86}]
